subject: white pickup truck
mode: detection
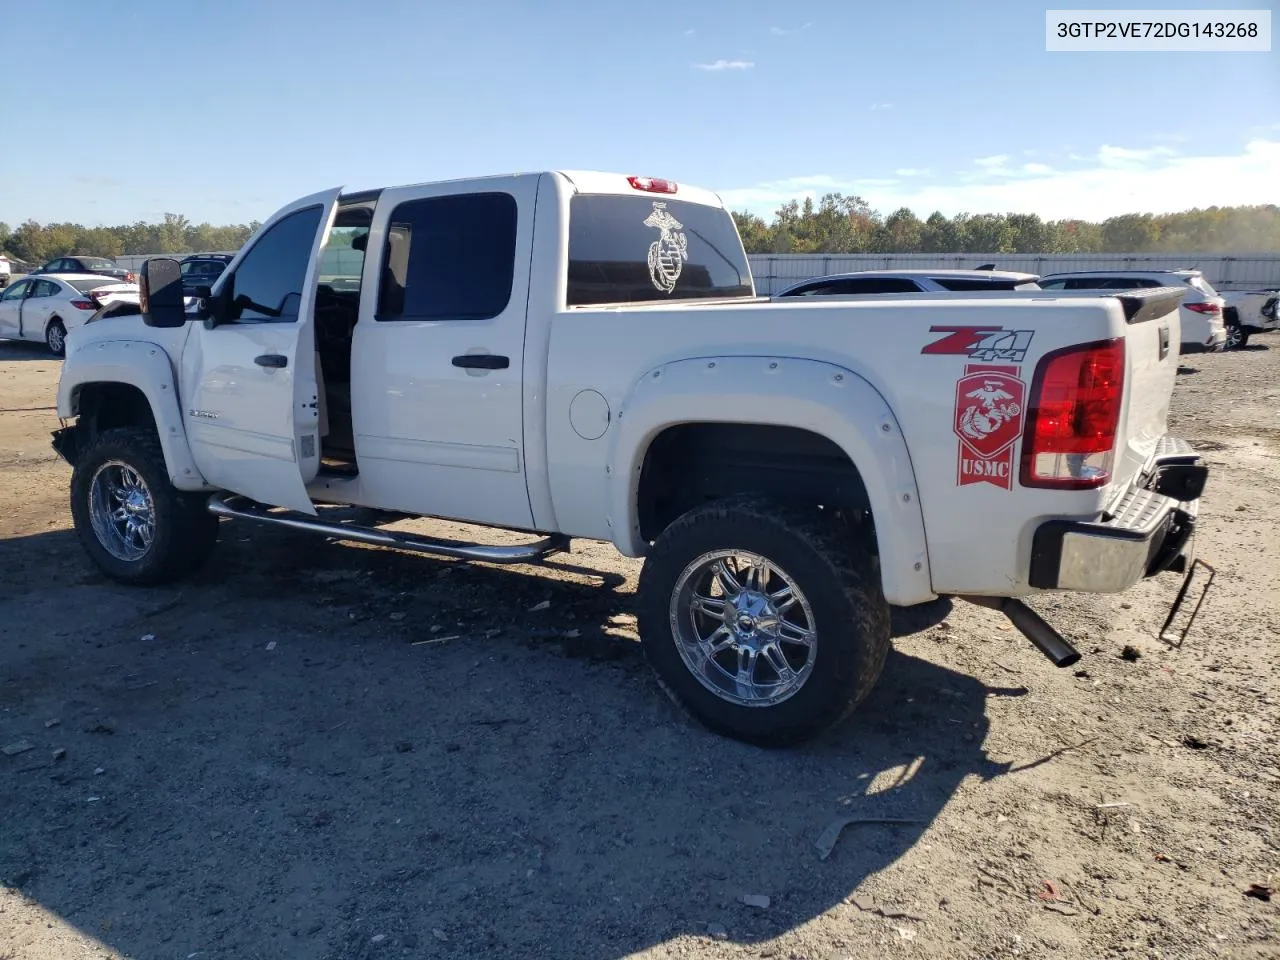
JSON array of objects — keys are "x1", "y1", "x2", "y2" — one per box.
[{"x1": 51, "y1": 171, "x2": 1210, "y2": 745}]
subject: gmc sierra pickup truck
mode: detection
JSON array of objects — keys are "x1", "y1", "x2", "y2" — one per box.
[{"x1": 51, "y1": 171, "x2": 1209, "y2": 745}]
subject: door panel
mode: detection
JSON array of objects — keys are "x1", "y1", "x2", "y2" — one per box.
[
  {"x1": 180, "y1": 187, "x2": 343, "y2": 513},
  {"x1": 0, "y1": 280, "x2": 31, "y2": 337},
  {"x1": 21, "y1": 280, "x2": 60, "y2": 340},
  {"x1": 350, "y1": 177, "x2": 538, "y2": 529}
]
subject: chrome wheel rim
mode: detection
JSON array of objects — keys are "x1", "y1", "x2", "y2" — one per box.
[
  {"x1": 89, "y1": 460, "x2": 156, "y2": 562},
  {"x1": 1226, "y1": 326, "x2": 1241, "y2": 349},
  {"x1": 668, "y1": 549, "x2": 817, "y2": 707},
  {"x1": 48, "y1": 324, "x2": 64, "y2": 354}
]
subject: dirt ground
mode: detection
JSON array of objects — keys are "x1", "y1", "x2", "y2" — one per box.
[{"x1": 1, "y1": 336, "x2": 1277, "y2": 960}]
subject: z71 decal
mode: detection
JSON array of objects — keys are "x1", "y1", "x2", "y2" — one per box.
[{"x1": 921, "y1": 325, "x2": 1035, "y2": 363}]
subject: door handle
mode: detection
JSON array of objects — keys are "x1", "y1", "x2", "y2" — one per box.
[
  {"x1": 451, "y1": 353, "x2": 509, "y2": 370},
  {"x1": 254, "y1": 354, "x2": 288, "y2": 368}
]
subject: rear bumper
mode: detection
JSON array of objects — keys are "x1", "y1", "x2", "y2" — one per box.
[{"x1": 1029, "y1": 437, "x2": 1207, "y2": 593}]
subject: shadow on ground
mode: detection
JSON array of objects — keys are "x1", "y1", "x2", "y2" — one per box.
[{"x1": 1, "y1": 520, "x2": 1011, "y2": 959}]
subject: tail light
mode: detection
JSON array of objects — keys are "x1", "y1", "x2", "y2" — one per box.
[
  {"x1": 1021, "y1": 338, "x2": 1125, "y2": 490},
  {"x1": 627, "y1": 176, "x2": 678, "y2": 194},
  {"x1": 70, "y1": 298, "x2": 98, "y2": 311},
  {"x1": 1184, "y1": 302, "x2": 1220, "y2": 314}
]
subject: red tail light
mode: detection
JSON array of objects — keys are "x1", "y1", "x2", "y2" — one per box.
[
  {"x1": 70, "y1": 298, "x2": 98, "y2": 311},
  {"x1": 627, "y1": 176, "x2": 678, "y2": 194},
  {"x1": 1184, "y1": 301, "x2": 1219, "y2": 314},
  {"x1": 1021, "y1": 338, "x2": 1125, "y2": 490}
]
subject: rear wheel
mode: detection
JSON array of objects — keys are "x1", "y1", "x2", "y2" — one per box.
[
  {"x1": 70, "y1": 427, "x2": 219, "y2": 585},
  {"x1": 46, "y1": 319, "x2": 66, "y2": 357},
  {"x1": 1225, "y1": 323, "x2": 1249, "y2": 350},
  {"x1": 637, "y1": 495, "x2": 890, "y2": 747}
]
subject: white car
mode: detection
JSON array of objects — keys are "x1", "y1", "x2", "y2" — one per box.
[
  {"x1": 776, "y1": 268, "x2": 1041, "y2": 297},
  {"x1": 1221, "y1": 289, "x2": 1279, "y2": 349},
  {"x1": 0, "y1": 254, "x2": 12, "y2": 287},
  {"x1": 0, "y1": 273, "x2": 138, "y2": 356},
  {"x1": 50, "y1": 170, "x2": 1207, "y2": 746},
  {"x1": 1037, "y1": 269, "x2": 1227, "y2": 353}
]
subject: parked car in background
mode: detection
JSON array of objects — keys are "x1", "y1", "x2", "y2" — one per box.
[
  {"x1": 179, "y1": 253, "x2": 234, "y2": 294},
  {"x1": 0, "y1": 255, "x2": 11, "y2": 288},
  {"x1": 32, "y1": 255, "x2": 136, "y2": 283},
  {"x1": 776, "y1": 268, "x2": 1041, "y2": 297},
  {"x1": 1221, "y1": 288, "x2": 1280, "y2": 349},
  {"x1": 0, "y1": 274, "x2": 138, "y2": 355},
  {"x1": 1037, "y1": 269, "x2": 1227, "y2": 353}
]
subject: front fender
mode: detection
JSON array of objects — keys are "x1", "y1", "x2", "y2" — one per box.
[
  {"x1": 606, "y1": 355, "x2": 935, "y2": 606},
  {"x1": 58, "y1": 338, "x2": 209, "y2": 491}
]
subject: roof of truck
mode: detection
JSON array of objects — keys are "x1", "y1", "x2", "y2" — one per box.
[{"x1": 340, "y1": 171, "x2": 726, "y2": 209}]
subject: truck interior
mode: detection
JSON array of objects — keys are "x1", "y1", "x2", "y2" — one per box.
[{"x1": 313, "y1": 197, "x2": 375, "y2": 477}]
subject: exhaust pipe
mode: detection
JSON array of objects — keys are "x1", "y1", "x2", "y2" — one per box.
[{"x1": 962, "y1": 596, "x2": 1081, "y2": 668}]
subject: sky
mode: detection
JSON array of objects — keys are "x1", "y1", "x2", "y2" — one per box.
[{"x1": 1, "y1": 0, "x2": 1276, "y2": 228}]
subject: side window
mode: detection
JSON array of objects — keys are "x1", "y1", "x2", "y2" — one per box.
[
  {"x1": 32, "y1": 280, "x2": 60, "y2": 297},
  {"x1": 376, "y1": 192, "x2": 517, "y2": 321},
  {"x1": 1037, "y1": 279, "x2": 1067, "y2": 290},
  {"x1": 223, "y1": 205, "x2": 324, "y2": 323},
  {"x1": 1, "y1": 279, "x2": 30, "y2": 301},
  {"x1": 843, "y1": 277, "x2": 921, "y2": 294}
]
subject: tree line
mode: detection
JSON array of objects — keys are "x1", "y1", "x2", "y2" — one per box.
[
  {"x1": 3, "y1": 200, "x2": 1278, "y2": 264},
  {"x1": 0, "y1": 214, "x2": 259, "y2": 265},
  {"x1": 731, "y1": 197, "x2": 1280, "y2": 255}
]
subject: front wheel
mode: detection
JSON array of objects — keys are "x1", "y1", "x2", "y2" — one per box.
[
  {"x1": 70, "y1": 427, "x2": 219, "y2": 585},
  {"x1": 46, "y1": 319, "x2": 67, "y2": 357},
  {"x1": 637, "y1": 495, "x2": 890, "y2": 747}
]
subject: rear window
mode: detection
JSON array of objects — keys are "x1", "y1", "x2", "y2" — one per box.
[
  {"x1": 81, "y1": 258, "x2": 117, "y2": 271},
  {"x1": 566, "y1": 195, "x2": 753, "y2": 306},
  {"x1": 68, "y1": 278, "x2": 121, "y2": 293},
  {"x1": 1187, "y1": 275, "x2": 1219, "y2": 297}
]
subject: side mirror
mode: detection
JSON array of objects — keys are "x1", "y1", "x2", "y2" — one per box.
[{"x1": 139, "y1": 257, "x2": 187, "y2": 328}]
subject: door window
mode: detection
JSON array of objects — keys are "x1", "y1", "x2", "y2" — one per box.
[
  {"x1": 222, "y1": 205, "x2": 325, "y2": 323},
  {"x1": 31, "y1": 280, "x2": 60, "y2": 297},
  {"x1": 376, "y1": 192, "x2": 518, "y2": 321},
  {"x1": 1, "y1": 279, "x2": 31, "y2": 301}
]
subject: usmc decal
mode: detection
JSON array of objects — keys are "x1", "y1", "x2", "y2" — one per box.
[{"x1": 952, "y1": 369, "x2": 1026, "y2": 490}]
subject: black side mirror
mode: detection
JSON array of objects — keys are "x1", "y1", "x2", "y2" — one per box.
[
  {"x1": 351, "y1": 233, "x2": 368, "y2": 252},
  {"x1": 139, "y1": 258, "x2": 187, "y2": 328}
]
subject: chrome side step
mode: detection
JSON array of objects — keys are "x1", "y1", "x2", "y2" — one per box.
[{"x1": 207, "y1": 494, "x2": 570, "y2": 565}]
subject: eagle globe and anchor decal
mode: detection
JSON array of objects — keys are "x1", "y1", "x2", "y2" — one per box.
[{"x1": 643, "y1": 201, "x2": 689, "y2": 294}]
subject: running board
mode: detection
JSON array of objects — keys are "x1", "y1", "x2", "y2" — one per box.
[{"x1": 207, "y1": 494, "x2": 570, "y2": 565}]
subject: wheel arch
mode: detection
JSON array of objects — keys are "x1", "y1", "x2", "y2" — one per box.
[
  {"x1": 607, "y1": 355, "x2": 935, "y2": 606},
  {"x1": 57, "y1": 340, "x2": 210, "y2": 491}
]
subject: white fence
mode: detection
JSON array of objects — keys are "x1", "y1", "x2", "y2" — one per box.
[
  {"x1": 747, "y1": 253, "x2": 1280, "y2": 295},
  {"x1": 108, "y1": 250, "x2": 1280, "y2": 295}
]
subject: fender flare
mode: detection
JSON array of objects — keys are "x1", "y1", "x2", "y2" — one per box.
[
  {"x1": 605, "y1": 355, "x2": 935, "y2": 606},
  {"x1": 57, "y1": 339, "x2": 209, "y2": 491}
]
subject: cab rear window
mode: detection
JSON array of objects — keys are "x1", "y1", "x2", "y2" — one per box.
[{"x1": 566, "y1": 195, "x2": 753, "y2": 306}]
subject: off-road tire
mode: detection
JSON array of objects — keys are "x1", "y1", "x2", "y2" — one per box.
[
  {"x1": 637, "y1": 495, "x2": 891, "y2": 747},
  {"x1": 46, "y1": 319, "x2": 67, "y2": 357},
  {"x1": 70, "y1": 427, "x2": 219, "y2": 585}
]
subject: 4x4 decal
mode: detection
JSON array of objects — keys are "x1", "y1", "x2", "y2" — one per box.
[{"x1": 921, "y1": 325, "x2": 1035, "y2": 363}]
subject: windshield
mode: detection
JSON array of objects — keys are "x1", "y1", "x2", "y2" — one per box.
[{"x1": 566, "y1": 195, "x2": 754, "y2": 306}]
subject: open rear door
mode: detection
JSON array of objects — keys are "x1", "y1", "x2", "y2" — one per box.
[{"x1": 182, "y1": 187, "x2": 343, "y2": 514}]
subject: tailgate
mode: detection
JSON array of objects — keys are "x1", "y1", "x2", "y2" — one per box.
[{"x1": 1109, "y1": 287, "x2": 1185, "y2": 488}]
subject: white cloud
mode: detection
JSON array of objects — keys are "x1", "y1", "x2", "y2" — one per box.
[
  {"x1": 770, "y1": 22, "x2": 812, "y2": 35},
  {"x1": 694, "y1": 59, "x2": 754, "y2": 71},
  {"x1": 869, "y1": 102, "x2": 893, "y2": 111},
  {"x1": 719, "y1": 139, "x2": 1280, "y2": 221},
  {"x1": 895, "y1": 168, "x2": 934, "y2": 177},
  {"x1": 974, "y1": 154, "x2": 1010, "y2": 169}
]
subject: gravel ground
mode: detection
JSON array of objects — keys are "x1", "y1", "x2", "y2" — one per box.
[{"x1": 1, "y1": 336, "x2": 1277, "y2": 960}]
